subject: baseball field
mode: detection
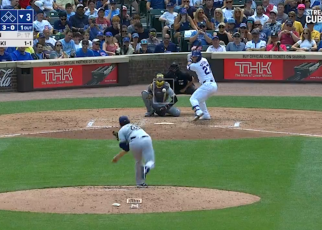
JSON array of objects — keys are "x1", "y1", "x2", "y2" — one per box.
[{"x1": 0, "y1": 83, "x2": 321, "y2": 230}]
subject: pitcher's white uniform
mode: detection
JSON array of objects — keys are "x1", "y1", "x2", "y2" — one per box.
[
  {"x1": 118, "y1": 123, "x2": 155, "y2": 185},
  {"x1": 187, "y1": 57, "x2": 218, "y2": 119}
]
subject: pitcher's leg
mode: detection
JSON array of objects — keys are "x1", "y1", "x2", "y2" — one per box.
[
  {"x1": 142, "y1": 137, "x2": 155, "y2": 170},
  {"x1": 131, "y1": 146, "x2": 145, "y2": 185}
]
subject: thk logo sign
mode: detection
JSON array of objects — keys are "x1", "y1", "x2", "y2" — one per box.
[
  {"x1": 235, "y1": 62, "x2": 272, "y2": 74},
  {"x1": 41, "y1": 68, "x2": 73, "y2": 82}
]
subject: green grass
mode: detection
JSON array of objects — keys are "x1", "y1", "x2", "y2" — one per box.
[
  {"x1": 1, "y1": 96, "x2": 322, "y2": 115},
  {"x1": 0, "y1": 137, "x2": 322, "y2": 230}
]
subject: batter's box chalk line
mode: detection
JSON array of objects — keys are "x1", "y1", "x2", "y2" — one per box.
[{"x1": 86, "y1": 119, "x2": 118, "y2": 128}]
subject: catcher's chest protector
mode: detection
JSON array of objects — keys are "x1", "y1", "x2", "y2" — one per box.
[{"x1": 153, "y1": 84, "x2": 167, "y2": 103}]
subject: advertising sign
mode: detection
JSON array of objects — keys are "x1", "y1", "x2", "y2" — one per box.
[
  {"x1": 284, "y1": 60, "x2": 322, "y2": 82},
  {"x1": 0, "y1": 68, "x2": 13, "y2": 88},
  {"x1": 224, "y1": 59, "x2": 284, "y2": 80}
]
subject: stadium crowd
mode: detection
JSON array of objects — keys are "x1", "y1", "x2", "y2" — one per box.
[{"x1": 1, "y1": 0, "x2": 322, "y2": 61}]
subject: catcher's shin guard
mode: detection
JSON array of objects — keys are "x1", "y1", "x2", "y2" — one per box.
[{"x1": 141, "y1": 90, "x2": 154, "y2": 115}]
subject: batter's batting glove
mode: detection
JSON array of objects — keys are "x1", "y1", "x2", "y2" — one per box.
[{"x1": 112, "y1": 131, "x2": 119, "y2": 141}]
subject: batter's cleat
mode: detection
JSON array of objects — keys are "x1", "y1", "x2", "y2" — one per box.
[
  {"x1": 193, "y1": 110, "x2": 204, "y2": 121},
  {"x1": 137, "y1": 183, "x2": 148, "y2": 188},
  {"x1": 144, "y1": 166, "x2": 150, "y2": 179},
  {"x1": 200, "y1": 115, "x2": 211, "y2": 120}
]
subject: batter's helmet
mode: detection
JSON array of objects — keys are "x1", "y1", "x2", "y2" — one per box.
[
  {"x1": 119, "y1": 116, "x2": 130, "y2": 126},
  {"x1": 191, "y1": 50, "x2": 202, "y2": 62}
]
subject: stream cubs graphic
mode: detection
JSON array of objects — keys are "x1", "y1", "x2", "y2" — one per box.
[{"x1": 224, "y1": 59, "x2": 283, "y2": 80}]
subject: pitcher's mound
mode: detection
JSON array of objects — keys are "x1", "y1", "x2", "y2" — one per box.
[{"x1": 0, "y1": 186, "x2": 260, "y2": 214}]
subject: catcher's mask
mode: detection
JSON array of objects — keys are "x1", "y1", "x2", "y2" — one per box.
[
  {"x1": 155, "y1": 73, "x2": 164, "y2": 88},
  {"x1": 169, "y1": 62, "x2": 179, "y2": 72}
]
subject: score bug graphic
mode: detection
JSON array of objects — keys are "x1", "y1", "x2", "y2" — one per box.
[{"x1": 0, "y1": 9, "x2": 34, "y2": 47}]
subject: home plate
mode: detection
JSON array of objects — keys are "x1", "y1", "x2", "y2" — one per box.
[{"x1": 154, "y1": 122, "x2": 174, "y2": 125}]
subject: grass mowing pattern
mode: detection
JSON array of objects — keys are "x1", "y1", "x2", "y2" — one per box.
[
  {"x1": 0, "y1": 137, "x2": 321, "y2": 230},
  {"x1": 0, "y1": 96, "x2": 322, "y2": 115}
]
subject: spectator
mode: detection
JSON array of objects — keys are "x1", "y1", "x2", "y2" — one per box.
[
  {"x1": 243, "y1": 0, "x2": 255, "y2": 17},
  {"x1": 43, "y1": 28, "x2": 56, "y2": 46},
  {"x1": 59, "y1": 30, "x2": 77, "y2": 56},
  {"x1": 284, "y1": 11, "x2": 303, "y2": 34},
  {"x1": 146, "y1": 0, "x2": 166, "y2": 11},
  {"x1": 121, "y1": 25, "x2": 131, "y2": 40},
  {"x1": 252, "y1": 5, "x2": 269, "y2": 25},
  {"x1": 222, "y1": 0, "x2": 234, "y2": 19},
  {"x1": 103, "y1": 32, "x2": 119, "y2": 55},
  {"x1": 206, "y1": 36, "x2": 226, "y2": 52},
  {"x1": 203, "y1": 0, "x2": 215, "y2": 21},
  {"x1": 194, "y1": 8, "x2": 213, "y2": 30},
  {"x1": 11, "y1": 47, "x2": 33, "y2": 61},
  {"x1": 311, "y1": 6, "x2": 322, "y2": 33},
  {"x1": 238, "y1": 23, "x2": 252, "y2": 43},
  {"x1": 279, "y1": 20, "x2": 300, "y2": 45},
  {"x1": 254, "y1": 20, "x2": 271, "y2": 43},
  {"x1": 284, "y1": 0, "x2": 298, "y2": 14},
  {"x1": 42, "y1": 0, "x2": 55, "y2": 14},
  {"x1": 189, "y1": 22, "x2": 212, "y2": 47},
  {"x1": 54, "y1": 12, "x2": 72, "y2": 33},
  {"x1": 266, "y1": 31, "x2": 287, "y2": 51},
  {"x1": 85, "y1": 16, "x2": 100, "y2": 40},
  {"x1": 226, "y1": 32, "x2": 246, "y2": 51},
  {"x1": 85, "y1": 0, "x2": 98, "y2": 17},
  {"x1": 76, "y1": 40, "x2": 94, "y2": 57},
  {"x1": 296, "y1": 4, "x2": 306, "y2": 27},
  {"x1": 96, "y1": 8, "x2": 110, "y2": 31},
  {"x1": 133, "y1": 22, "x2": 149, "y2": 42},
  {"x1": 179, "y1": 0, "x2": 196, "y2": 19},
  {"x1": 27, "y1": 0, "x2": 45, "y2": 17},
  {"x1": 2, "y1": 0, "x2": 19, "y2": 9},
  {"x1": 34, "y1": 32, "x2": 54, "y2": 54},
  {"x1": 173, "y1": 8, "x2": 197, "y2": 42},
  {"x1": 131, "y1": 33, "x2": 141, "y2": 52},
  {"x1": 96, "y1": 32, "x2": 105, "y2": 49},
  {"x1": 0, "y1": 47, "x2": 12, "y2": 62},
  {"x1": 120, "y1": 37, "x2": 134, "y2": 55},
  {"x1": 159, "y1": 2, "x2": 178, "y2": 37},
  {"x1": 310, "y1": 0, "x2": 321, "y2": 7},
  {"x1": 32, "y1": 43, "x2": 47, "y2": 59},
  {"x1": 304, "y1": 0, "x2": 312, "y2": 15},
  {"x1": 137, "y1": 39, "x2": 153, "y2": 54},
  {"x1": 70, "y1": 4, "x2": 89, "y2": 33},
  {"x1": 291, "y1": 28, "x2": 317, "y2": 51},
  {"x1": 20, "y1": 0, "x2": 32, "y2": 9},
  {"x1": 261, "y1": 0, "x2": 277, "y2": 16},
  {"x1": 213, "y1": 0, "x2": 224, "y2": 8},
  {"x1": 104, "y1": 16, "x2": 121, "y2": 37},
  {"x1": 154, "y1": 34, "x2": 178, "y2": 53},
  {"x1": 212, "y1": 8, "x2": 227, "y2": 30},
  {"x1": 92, "y1": 39, "x2": 108, "y2": 56},
  {"x1": 233, "y1": 7, "x2": 247, "y2": 28},
  {"x1": 55, "y1": 0, "x2": 74, "y2": 11},
  {"x1": 306, "y1": 22, "x2": 320, "y2": 43},
  {"x1": 82, "y1": 31, "x2": 93, "y2": 48},
  {"x1": 33, "y1": 11, "x2": 53, "y2": 33},
  {"x1": 246, "y1": 17, "x2": 255, "y2": 32},
  {"x1": 245, "y1": 29, "x2": 266, "y2": 51},
  {"x1": 215, "y1": 22, "x2": 232, "y2": 45},
  {"x1": 128, "y1": 14, "x2": 141, "y2": 34},
  {"x1": 73, "y1": 32, "x2": 82, "y2": 49},
  {"x1": 227, "y1": 18, "x2": 238, "y2": 35},
  {"x1": 146, "y1": 28, "x2": 160, "y2": 46},
  {"x1": 65, "y1": 3, "x2": 75, "y2": 20},
  {"x1": 51, "y1": 41, "x2": 68, "y2": 58},
  {"x1": 105, "y1": 0, "x2": 120, "y2": 20},
  {"x1": 276, "y1": 3, "x2": 288, "y2": 23},
  {"x1": 119, "y1": 6, "x2": 131, "y2": 26},
  {"x1": 263, "y1": 9, "x2": 281, "y2": 34}
]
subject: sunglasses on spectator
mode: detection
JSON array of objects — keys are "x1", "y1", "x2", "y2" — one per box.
[
  {"x1": 219, "y1": 26, "x2": 225, "y2": 28},
  {"x1": 60, "y1": 18, "x2": 67, "y2": 20},
  {"x1": 122, "y1": 30, "x2": 127, "y2": 32},
  {"x1": 199, "y1": 11, "x2": 204, "y2": 13},
  {"x1": 163, "y1": 37, "x2": 170, "y2": 39},
  {"x1": 289, "y1": 15, "x2": 294, "y2": 17},
  {"x1": 56, "y1": 44, "x2": 62, "y2": 46},
  {"x1": 303, "y1": 33, "x2": 309, "y2": 34},
  {"x1": 254, "y1": 24, "x2": 261, "y2": 26},
  {"x1": 226, "y1": 1, "x2": 232, "y2": 3},
  {"x1": 240, "y1": 26, "x2": 246, "y2": 29}
]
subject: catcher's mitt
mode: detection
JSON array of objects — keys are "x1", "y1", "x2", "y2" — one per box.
[{"x1": 112, "y1": 131, "x2": 119, "y2": 141}]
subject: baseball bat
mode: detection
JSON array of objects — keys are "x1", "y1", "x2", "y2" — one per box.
[{"x1": 112, "y1": 150, "x2": 128, "y2": 163}]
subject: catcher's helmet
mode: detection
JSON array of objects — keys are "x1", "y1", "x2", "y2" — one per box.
[
  {"x1": 169, "y1": 62, "x2": 179, "y2": 72},
  {"x1": 191, "y1": 50, "x2": 202, "y2": 62},
  {"x1": 119, "y1": 116, "x2": 130, "y2": 127},
  {"x1": 155, "y1": 73, "x2": 165, "y2": 88}
]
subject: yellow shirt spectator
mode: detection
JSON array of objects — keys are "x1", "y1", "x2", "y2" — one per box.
[
  {"x1": 16, "y1": 47, "x2": 34, "y2": 54},
  {"x1": 282, "y1": 21, "x2": 303, "y2": 35}
]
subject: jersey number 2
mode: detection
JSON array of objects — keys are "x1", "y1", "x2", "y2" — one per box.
[
  {"x1": 202, "y1": 64, "x2": 210, "y2": 75},
  {"x1": 130, "y1": 125, "x2": 141, "y2": 130}
]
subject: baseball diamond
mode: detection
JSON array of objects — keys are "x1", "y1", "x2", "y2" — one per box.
[{"x1": 0, "y1": 83, "x2": 322, "y2": 230}]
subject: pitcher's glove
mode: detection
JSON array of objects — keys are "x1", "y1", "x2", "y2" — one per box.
[{"x1": 112, "y1": 131, "x2": 119, "y2": 141}]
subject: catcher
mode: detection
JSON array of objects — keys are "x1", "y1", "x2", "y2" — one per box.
[
  {"x1": 111, "y1": 116, "x2": 155, "y2": 188},
  {"x1": 141, "y1": 73, "x2": 181, "y2": 117}
]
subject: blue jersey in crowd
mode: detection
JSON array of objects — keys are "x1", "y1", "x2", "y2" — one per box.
[
  {"x1": 93, "y1": 49, "x2": 108, "y2": 56},
  {"x1": 60, "y1": 39, "x2": 76, "y2": 56},
  {"x1": 0, "y1": 51, "x2": 12, "y2": 62},
  {"x1": 11, "y1": 50, "x2": 33, "y2": 61},
  {"x1": 76, "y1": 48, "x2": 94, "y2": 57}
]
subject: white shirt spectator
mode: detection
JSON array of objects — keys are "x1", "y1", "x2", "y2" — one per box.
[
  {"x1": 251, "y1": 14, "x2": 269, "y2": 25},
  {"x1": 41, "y1": 0, "x2": 54, "y2": 10},
  {"x1": 245, "y1": 40, "x2": 267, "y2": 49},
  {"x1": 33, "y1": 20, "x2": 53, "y2": 32},
  {"x1": 45, "y1": 37, "x2": 56, "y2": 46},
  {"x1": 222, "y1": 8, "x2": 234, "y2": 19},
  {"x1": 159, "y1": 11, "x2": 178, "y2": 27},
  {"x1": 206, "y1": 45, "x2": 226, "y2": 52},
  {"x1": 296, "y1": 39, "x2": 316, "y2": 50},
  {"x1": 85, "y1": 9, "x2": 98, "y2": 17},
  {"x1": 189, "y1": 0, "x2": 203, "y2": 7},
  {"x1": 1, "y1": 0, "x2": 10, "y2": 7},
  {"x1": 79, "y1": 40, "x2": 93, "y2": 48}
]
